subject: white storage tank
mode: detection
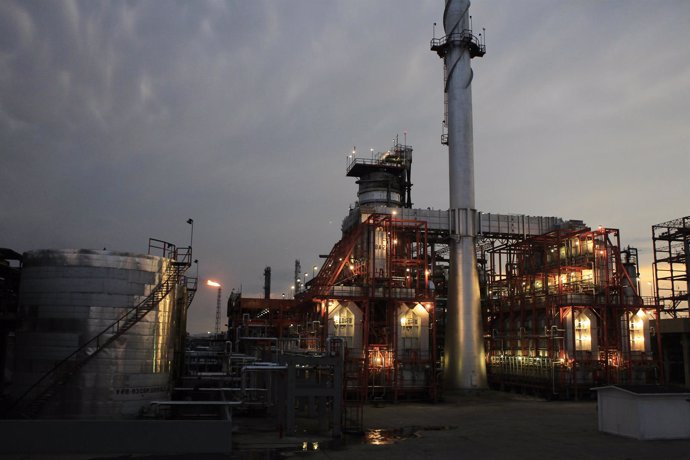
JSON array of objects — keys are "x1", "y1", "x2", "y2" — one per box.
[{"x1": 11, "y1": 249, "x2": 180, "y2": 418}]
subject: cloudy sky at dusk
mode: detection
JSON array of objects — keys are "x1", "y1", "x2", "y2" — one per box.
[{"x1": 2, "y1": 1, "x2": 688, "y2": 333}]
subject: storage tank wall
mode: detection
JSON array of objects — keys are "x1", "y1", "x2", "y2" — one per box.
[{"x1": 12, "y1": 249, "x2": 176, "y2": 418}]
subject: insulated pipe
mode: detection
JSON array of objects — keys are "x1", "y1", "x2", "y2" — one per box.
[{"x1": 442, "y1": 0, "x2": 487, "y2": 390}]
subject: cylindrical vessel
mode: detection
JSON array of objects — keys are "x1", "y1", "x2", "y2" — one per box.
[
  {"x1": 11, "y1": 249, "x2": 177, "y2": 418},
  {"x1": 357, "y1": 172, "x2": 404, "y2": 208}
]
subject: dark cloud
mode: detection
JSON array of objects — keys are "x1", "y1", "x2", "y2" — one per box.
[{"x1": 2, "y1": 0, "x2": 688, "y2": 331}]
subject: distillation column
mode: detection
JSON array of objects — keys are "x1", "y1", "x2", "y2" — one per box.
[{"x1": 435, "y1": 0, "x2": 487, "y2": 390}]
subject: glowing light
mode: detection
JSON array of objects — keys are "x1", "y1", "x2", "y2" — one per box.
[
  {"x1": 206, "y1": 280, "x2": 221, "y2": 287},
  {"x1": 575, "y1": 313, "x2": 592, "y2": 351},
  {"x1": 370, "y1": 347, "x2": 386, "y2": 368},
  {"x1": 630, "y1": 312, "x2": 645, "y2": 351}
]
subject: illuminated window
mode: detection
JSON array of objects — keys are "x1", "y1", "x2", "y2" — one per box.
[
  {"x1": 629, "y1": 311, "x2": 645, "y2": 352},
  {"x1": 582, "y1": 269, "x2": 593, "y2": 283},
  {"x1": 400, "y1": 309, "x2": 420, "y2": 349},
  {"x1": 574, "y1": 311, "x2": 592, "y2": 351},
  {"x1": 333, "y1": 307, "x2": 355, "y2": 347}
]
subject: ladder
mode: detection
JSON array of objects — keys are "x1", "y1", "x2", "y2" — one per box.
[
  {"x1": 343, "y1": 355, "x2": 366, "y2": 433},
  {"x1": 9, "y1": 240, "x2": 191, "y2": 418}
]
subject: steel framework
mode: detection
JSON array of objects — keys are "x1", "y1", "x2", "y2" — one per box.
[
  {"x1": 481, "y1": 226, "x2": 660, "y2": 398},
  {"x1": 653, "y1": 216, "x2": 690, "y2": 317},
  {"x1": 309, "y1": 213, "x2": 438, "y2": 402}
]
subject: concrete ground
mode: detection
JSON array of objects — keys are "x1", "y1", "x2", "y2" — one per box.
[
  {"x1": 3, "y1": 391, "x2": 690, "y2": 459},
  {"x1": 235, "y1": 391, "x2": 690, "y2": 460}
]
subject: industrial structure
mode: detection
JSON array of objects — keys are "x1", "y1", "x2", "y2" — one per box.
[
  {"x1": 224, "y1": 0, "x2": 662, "y2": 402},
  {"x1": 480, "y1": 226, "x2": 659, "y2": 397},
  {"x1": 228, "y1": 149, "x2": 660, "y2": 400}
]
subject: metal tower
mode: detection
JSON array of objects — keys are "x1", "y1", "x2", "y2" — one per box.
[{"x1": 431, "y1": 0, "x2": 487, "y2": 390}]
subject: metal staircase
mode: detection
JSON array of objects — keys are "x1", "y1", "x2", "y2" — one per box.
[
  {"x1": 309, "y1": 214, "x2": 386, "y2": 298},
  {"x1": 9, "y1": 239, "x2": 192, "y2": 418}
]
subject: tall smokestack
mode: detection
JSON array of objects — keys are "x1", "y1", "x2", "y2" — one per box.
[
  {"x1": 264, "y1": 266, "x2": 271, "y2": 300},
  {"x1": 432, "y1": 0, "x2": 487, "y2": 390}
]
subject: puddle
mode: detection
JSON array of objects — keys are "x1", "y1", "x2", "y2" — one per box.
[
  {"x1": 364, "y1": 428, "x2": 403, "y2": 445},
  {"x1": 362, "y1": 425, "x2": 458, "y2": 445}
]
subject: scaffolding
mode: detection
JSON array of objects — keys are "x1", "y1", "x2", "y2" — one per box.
[
  {"x1": 481, "y1": 226, "x2": 660, "y2": 398},
  {"x1": 653, "y1": 216, "x2": 690, "y2": 317}
]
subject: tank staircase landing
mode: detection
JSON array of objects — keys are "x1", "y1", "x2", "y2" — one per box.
[
  {"x1": 185, "y1": 275, "x2": 199, "y2": 311},
  {"x1": 7, "y1": 239, "x2": 192, "y2": 419}
]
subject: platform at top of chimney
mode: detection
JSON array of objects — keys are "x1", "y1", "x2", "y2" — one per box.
[{"x1": 430, "y1": 29, "x2": 486, "y2": 59}]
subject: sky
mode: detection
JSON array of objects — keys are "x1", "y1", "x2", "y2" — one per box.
[{"x1": 1, "y1": 0, "x2": 689, "y2": 334}]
